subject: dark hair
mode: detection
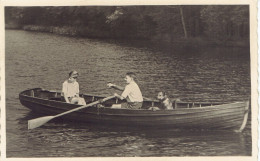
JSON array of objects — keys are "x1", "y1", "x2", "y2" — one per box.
[
  {"x1": 69, "y1": 71, "x2": 73, "y2": 77},
  {"x1": 69, "y1": 71, "x2": 79, "y2": 77},
  {"x1": 163, "y1": 92, "x2": 168, "y2": 97},
  {"x1": 126, "y1": 72, "x2": 137, "y2": 81},
  {"x1": 159, "y1": 91, "x2": 167, "y2": 96}
]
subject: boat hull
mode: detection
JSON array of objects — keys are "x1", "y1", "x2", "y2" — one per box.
[{"x1": 19, "y1": 88, "x2": 249, "y2": 131}]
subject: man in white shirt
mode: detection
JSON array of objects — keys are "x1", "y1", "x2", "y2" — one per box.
[
  {"x1": 107, "y1": 72, "x2": 143, "y2": 109},
  {"x1": 62, "y1": 71, "x2": 86, "y2": 105}
]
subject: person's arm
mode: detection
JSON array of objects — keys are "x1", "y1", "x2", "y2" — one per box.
[
  {"x1": 114, "y1": 85, "x2": 130, "y2": 100},
  {"x1": 76, "y1": 82, "x2": 80, "y2": 97},
  {"x1": 107, "y1": 83, "x2": 125, "y2": 91},
  {"x1": 62, "y1": 82, "x2": 70, "y2": 103},
  {"x1": 63, "y1": 93, "x2": 70, "y2": 103},
  {"x1": 114, "y1": 93, "x2": 125, "y2": 100}
]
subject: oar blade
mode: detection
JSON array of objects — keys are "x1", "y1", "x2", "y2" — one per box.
[
  {"x1": 28, "y1": 116, "x2": 54, "y2": 130},
  {"x1": 28, "y1": 95, "x2": 116, "y2": 130}
]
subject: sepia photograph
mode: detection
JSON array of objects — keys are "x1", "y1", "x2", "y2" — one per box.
[{"x1": 1, "y1": 0, "x2": 258, "y2": 160}]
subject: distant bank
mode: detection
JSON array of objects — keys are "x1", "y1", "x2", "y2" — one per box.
[{"x1": 5, "y1": 24, "x2": 249, "y2": 48}]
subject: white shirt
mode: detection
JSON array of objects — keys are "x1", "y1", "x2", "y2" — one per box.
[
  {"x1": 121, "y1": 81, "x2": 143, "y2": 102},
  {"x1": 62, "y1": 80, "x2": 79, "y2": 98}
]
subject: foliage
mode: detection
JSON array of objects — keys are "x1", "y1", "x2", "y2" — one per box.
[
  {"x1": 5, "y1": 6, "x2": 249, "y2": 41},
  {"x1": 200, "y1": 5, "x2": 249, "y2": 39}
]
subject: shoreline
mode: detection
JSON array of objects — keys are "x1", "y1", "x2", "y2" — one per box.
[{"x1": 5, "y1": 24, "x2": 249, "y2": 48}]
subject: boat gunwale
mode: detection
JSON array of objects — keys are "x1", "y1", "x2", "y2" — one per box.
[
  {"x1": 19, "y1": 88, "x2": 249, "y2": 112},
  {"x1": 19, "y1": 88, "x2": 250, "y2": 131},
  {"x1": 20, "y1": 97, "x2": 247, "y2": 117}
]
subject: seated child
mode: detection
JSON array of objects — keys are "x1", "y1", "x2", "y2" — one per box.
[{"x1": 157, "y1": 91, "x2": 173, "y2": 110}]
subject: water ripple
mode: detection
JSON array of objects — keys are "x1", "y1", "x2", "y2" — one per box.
[{"x1": 5, "y1": 30, "x2": 251, "y2": 157}]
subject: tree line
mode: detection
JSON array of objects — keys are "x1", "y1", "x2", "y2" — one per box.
[{"x1": 5, "y1": 5, "x2": 249, "y2": 42}]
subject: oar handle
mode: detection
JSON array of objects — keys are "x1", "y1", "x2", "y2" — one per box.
[{"x1": 55, "y1": 95, "x2": 116, "y2": 118}]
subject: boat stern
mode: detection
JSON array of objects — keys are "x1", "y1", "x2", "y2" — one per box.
[{"x1": 235, "y1": 101, "x2": 250, "y2": 132}]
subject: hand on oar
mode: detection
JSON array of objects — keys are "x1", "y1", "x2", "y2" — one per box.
[
  {"x1": 107, "y1": 83, "x2": 125, "y2": 91},
  {"x1": 28, "y1": 95, "x2": 116, "y2": 130},
  {"x1": 107, "y1": 83, "x2": 157, "y2": 102}
]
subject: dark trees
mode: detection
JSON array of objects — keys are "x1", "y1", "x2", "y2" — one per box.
[{"x1": 5, "y1": 5, "x2": 249, "y2": 41}]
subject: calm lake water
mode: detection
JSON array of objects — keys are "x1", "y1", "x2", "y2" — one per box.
[{"x1": 5, "y1": 30, "x2": 251, "y2": 157}]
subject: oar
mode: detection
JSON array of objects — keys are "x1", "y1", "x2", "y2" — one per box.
[{"x1": 28, "y1": 95, "x2": 116, "y2": 130}]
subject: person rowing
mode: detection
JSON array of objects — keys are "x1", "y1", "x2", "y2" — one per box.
[{"x1": 107, "y1": 72, "x2": 143, "y2": 109}]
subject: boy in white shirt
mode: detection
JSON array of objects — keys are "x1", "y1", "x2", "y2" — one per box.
[{"x1": 107, "y1": 72, "x2": 143, "y2": 109}]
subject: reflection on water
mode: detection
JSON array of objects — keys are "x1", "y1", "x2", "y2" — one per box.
[
  {"x1": 5, "y1": 30, "x2": 251, "y2": 157},
  {"x1": 9, "y1": 111, "x2": 251, "y2": 157}
]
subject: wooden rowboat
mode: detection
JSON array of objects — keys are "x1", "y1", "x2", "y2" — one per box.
[{"x1": 19, "y1": 88, "x2": 249, "y2": 132}]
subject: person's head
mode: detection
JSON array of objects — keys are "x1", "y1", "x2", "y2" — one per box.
[
  {"x1": 157, "y1": 91, "x2": 168, "y2": 100},
  {"x1": 68, "y1": 70, "x2": 79, "y2": 83},
  {"x1": 124, "y1": 72, "x2": 137, "y2": 84}
]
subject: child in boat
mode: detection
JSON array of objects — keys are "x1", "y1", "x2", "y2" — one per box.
[
  {"x1": 156, "y1": 91, "x2": 180, "y2": 110},
  {"x1": 157, "y1": 91, "x2": 173, "y2": 110},
  {"x1": 107, "y1": 72, "x2": 143, "y2": 109},
  {"x1": 62, "y1": 70, "x2": 86, "y2": 105}
]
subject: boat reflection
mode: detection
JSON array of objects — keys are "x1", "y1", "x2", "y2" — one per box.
[{"x1": 18, "y1": 110, "x2": 252, "y2": 156}]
